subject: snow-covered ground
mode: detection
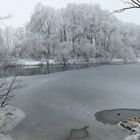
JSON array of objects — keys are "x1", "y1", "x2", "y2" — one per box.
[
  {"x1": 118, "y1": 121, "x2": 140, "y2": 140},
  {"x1": 0, "y1": 134, "x2": 13, "y2": 140},
  {"x1": 0, "y1": 106, "x2": 25, "y2": 140},
  {"x1": 111, "y1": 58, "x2": 124, "y2": 63},
  {"x1": 17, "y1": 58, "x2": 91, "y2": 66},
  {"x1": 136, "y1": 59, "x2": 140, "y2": 63},
  {"x1": 15, "y1": 58, "x2": 122, "y2": 66},
  {"x1": 125, "y1": 134, "x2": 140, "y2": 140},
  {"x1": 15, "y1": 58, "x2": 140, "y2": 67},
  {"x1": 16, "y1": 59, "x2": 56, "y2": 66}
]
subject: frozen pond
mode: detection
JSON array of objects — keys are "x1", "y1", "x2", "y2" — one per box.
[
  {"x1": 9, "y1": 64, "x2": 140, "y2": 140},
  {"x1": 95, "y1": 109, "x2": 140, "y2": 125}
]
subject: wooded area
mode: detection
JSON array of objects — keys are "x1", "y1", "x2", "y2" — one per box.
[{"x1": 1, "y1": 3, "x2": 140, "y2": 67}]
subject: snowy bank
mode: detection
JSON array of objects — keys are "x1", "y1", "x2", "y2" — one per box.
[
  {"x1": 16, "y1": 59, "x2": 55, "y2": 66},
  {"x1": 124, "y1": 134, "x2": 140, "y2": 140},
  {"x1": 0, "y1": 106, "x2": 25, "y2": 140},
  {"x1": 0, "y1": 106, "x2": 25, "y2": 133},
  {"x1": 111, "y1": 59, "x2": 124, "y2": 63},
  {"x1": 137, "y1": 59, "x2": 140, "y2": 63},
  {"x1": 118, "y1": 120, "x2": 140, "y2": 140},
  {"x1": 0, "y1": 134, "x2": 14, "y2": 140},
  {"x1": 10, "y1": 58, "x2": 140, "y2": 67}
]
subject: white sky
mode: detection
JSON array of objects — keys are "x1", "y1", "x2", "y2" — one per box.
[{"x1": 0, "y1": 0, "x2": 140, "y2": 28}]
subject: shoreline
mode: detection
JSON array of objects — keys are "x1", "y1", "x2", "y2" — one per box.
[
  {"x1": 3, "y1": 59, "x2": 140, "y2": 69},
  {"x1": 1, "y1": 59, "x2": 140, "y2": 78},
  {"x1": 0, "y1": 106, "x2": 25, "y2": 140}
]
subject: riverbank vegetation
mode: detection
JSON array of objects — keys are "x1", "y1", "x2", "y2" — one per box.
[{"x1": 1, "y1": 3, "x2": 140, "y2": 68}]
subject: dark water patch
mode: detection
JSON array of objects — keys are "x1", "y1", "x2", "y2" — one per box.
[
  {"x1": 95, "y1": 109, "x2": 140, "y2": 125},
  {"x1": 1, "y1": 62, "x2": 139, "y2": 78},
  {"x1": 0, "y1": 64, "x2": 93, "y2": 77}
]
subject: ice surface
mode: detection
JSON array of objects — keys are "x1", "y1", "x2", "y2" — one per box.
[{"x1": 10, "y1": 64, "x2": 140, "y2": 140}]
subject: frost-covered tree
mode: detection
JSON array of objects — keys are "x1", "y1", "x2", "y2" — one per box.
[
  {"x1": 0, "y1": 17, "x2": 24, "y2": 108},
  {"x1": 12, "y1": 27, "x2": 28, "y2": 59},
  {"x1": 27, "y1": 3, "x2": 58, "y2": 68},
  {"x1": 0, "y1": 29, "x2": 11, "y2": 66},
  {"x1": 3, "y1": 26, "x2": 15, "y2": 61},
  {"x1": 11, "y1": 3, "x2": 140, "y2": 64},
  {"x1": 56, "y1": 42, "x2": 72, "y2": 66}
]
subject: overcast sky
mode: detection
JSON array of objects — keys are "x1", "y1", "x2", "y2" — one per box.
[{"x1": 0, "y1": 0, "x2": 140, "y2": 28}]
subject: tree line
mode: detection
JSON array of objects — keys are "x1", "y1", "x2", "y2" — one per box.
[{"x1": 1, "y1": 3, "x2": 140, "y2": 67}]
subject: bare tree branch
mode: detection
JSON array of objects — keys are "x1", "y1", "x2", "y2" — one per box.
[
  {"x1": 0, "y1": 76, "x2": 24, "y2": 108},
  {"x1": 132, "y1": 0, "x2": 140, "y2": 6},
  {"x1": 113, "y1": 0, "x2": 140, "y2": 13},
  {"x1": 0, "y1": 77, "x2": 16, "y2": 107},
  {"x1": 121, "y1": 0, "x2": 135, "y2": 6}
]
